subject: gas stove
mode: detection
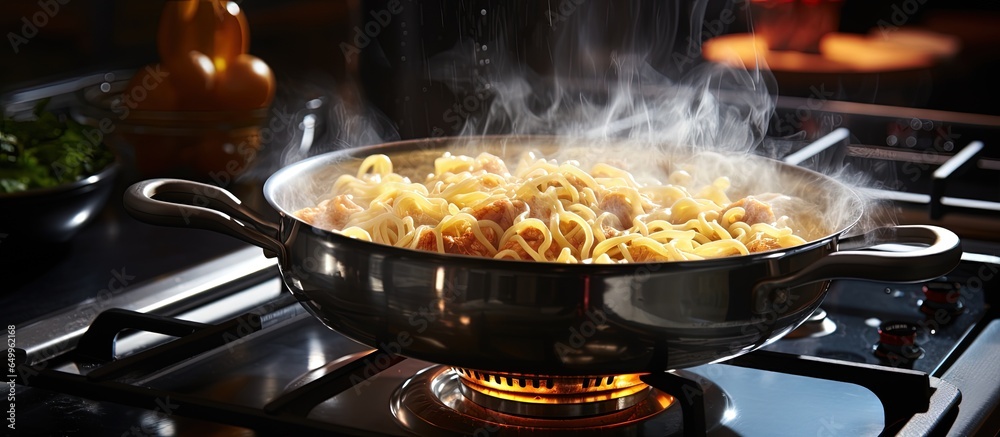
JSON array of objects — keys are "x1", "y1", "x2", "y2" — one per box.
[
  {"x1": 10, "y1": 251, "x2": 998, "y2": 436},
  {"x1": 8, "y1": 99, "x2": 1000, "y2": 436}
]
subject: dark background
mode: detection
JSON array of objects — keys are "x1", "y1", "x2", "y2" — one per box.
[{"x1": 2, "y1": 0, "x2": 1000, "y2": 129}]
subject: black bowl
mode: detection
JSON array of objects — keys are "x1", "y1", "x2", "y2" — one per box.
[{"x1": 0, "y1": 160, "x2": 119, "y2": 255}]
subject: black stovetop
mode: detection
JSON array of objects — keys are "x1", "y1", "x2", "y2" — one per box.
[{"x1": 8, "y1": 237, "x2": 999, "y2": 436}]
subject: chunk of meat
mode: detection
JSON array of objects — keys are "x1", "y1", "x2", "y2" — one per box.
[
  {"x1": 599, "y1": 192, "x2": 634, "y2": 229},
  {"x1": 472, "y1": 199, "x2": 527, "y2": 231},
  {"x1": 563, "y1": 173, "x2": 591, "y2": 192},
  {"x1": 524, "y1": 197, "x2": 554, "y2": 221},
  {"x1": 498, "y1": 227, "x2": 558, "y2": 260},
  {"x1": 408, "y1": 212, "x2": 437, "y2": 227},
  {"x1": 476, "y1": 153, "x2": 510, "y2": 176},
  {"x1": 722, "y1": 196, "x2": 776, "y2": 225},
  {"x1": 414, "y1": 228, "x2": 494, "y2": 257},
  {"x1": 415, "y1": 230, "x2": 437, "y2": 252},
  {"x1": 443, "y1": 230, "x2": 493, "y2": 257},
  {"x1": 747, "y1": 237, "x2": 782, "y2": 253},
  {"x1": 297, "y1": 194, "x2": 362, "y2": 230},
  {"x1": 295, "y1": 207, "x2": 319, "y2": 224}
]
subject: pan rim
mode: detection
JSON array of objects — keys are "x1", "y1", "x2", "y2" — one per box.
[{"x1": 263, "y1": 135, "x2": 863, "y2": 270}]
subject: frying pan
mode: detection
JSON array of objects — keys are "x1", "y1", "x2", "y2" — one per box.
[{"x1": 123, "y1": 136, "x2": 960, "y2": 375}]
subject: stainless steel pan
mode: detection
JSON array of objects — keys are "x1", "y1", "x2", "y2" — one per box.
[{"x1": 124, "y1": 136, "x2": 961, "y2": 375}]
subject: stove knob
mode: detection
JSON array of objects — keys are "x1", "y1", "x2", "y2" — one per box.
[
  {"x1": 920, "y1": 280, "x2": 964, "y2": 321},
  {"x1": 873, "y1": 321, "x2": 924, "y2": 368}
]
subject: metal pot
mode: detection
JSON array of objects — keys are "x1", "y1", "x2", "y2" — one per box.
[{"x1": 123, "y1": 136, "x2": 960, "y2": 375}]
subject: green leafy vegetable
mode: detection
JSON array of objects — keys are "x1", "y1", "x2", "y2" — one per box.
[{"x1": 0, "y1": 101, "x2": 114, "y2": 193}]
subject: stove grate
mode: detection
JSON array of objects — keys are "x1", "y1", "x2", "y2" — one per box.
[{"x1": 14, "y1": 308, "x2": 963, "y2": 436}]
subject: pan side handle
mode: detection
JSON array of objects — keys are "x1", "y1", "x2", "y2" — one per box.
[
  {"x1": 753, "y1": 225, "x2": 961, "y2": 311},
  {"x1": 124, "y1": 179, "x2": 285, "y2": 260}
]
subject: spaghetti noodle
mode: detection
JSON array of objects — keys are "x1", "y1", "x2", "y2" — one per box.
[{"x1": 294, "y1": 152, "x2": 812, "y2": 263}]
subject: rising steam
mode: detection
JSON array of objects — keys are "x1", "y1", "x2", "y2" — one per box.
[
  {"x1": 427, "y1": 0, "x2": 775, "y2": 154},
  {"x1": 262, "y1": 0, "x2": 888, "y2": 240}
]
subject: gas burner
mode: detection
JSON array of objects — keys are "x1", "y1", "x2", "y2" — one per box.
[
  {"x1": 784, "y1": 307, "x2": 837, "y2": 339},
  {"x1": 391, "y1": 366, "x2": 729, "y2": 436},
  {"x1": 452, "y1": 368, "x2": 650, "y2": 418}
]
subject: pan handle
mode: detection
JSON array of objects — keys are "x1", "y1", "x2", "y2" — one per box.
[
  {"x1": 754, "y1": 225, "x2": 961, "y2": 301},
  {"x1": 124, "y1": 179, "x2": 285, "y2": 260}
]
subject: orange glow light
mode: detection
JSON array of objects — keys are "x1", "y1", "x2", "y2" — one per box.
[
  {"x1": 461, "y1": 379, "x2": 651, "y2": 405},
  {"x1": 454, "y1": 368, "x2": 653, "y2": 405}
]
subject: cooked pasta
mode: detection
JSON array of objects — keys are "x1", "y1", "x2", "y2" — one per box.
[{"x1": 294, "y1": 151, "x2": 813, "y2": 263}]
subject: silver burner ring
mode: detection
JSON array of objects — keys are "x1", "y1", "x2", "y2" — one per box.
[
  {"x1": 456, "y1": 375, "x2": 651, "y2": 418},
  {"x1": 391, "y1": 366, "x2": 689, "y2": 436}
]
